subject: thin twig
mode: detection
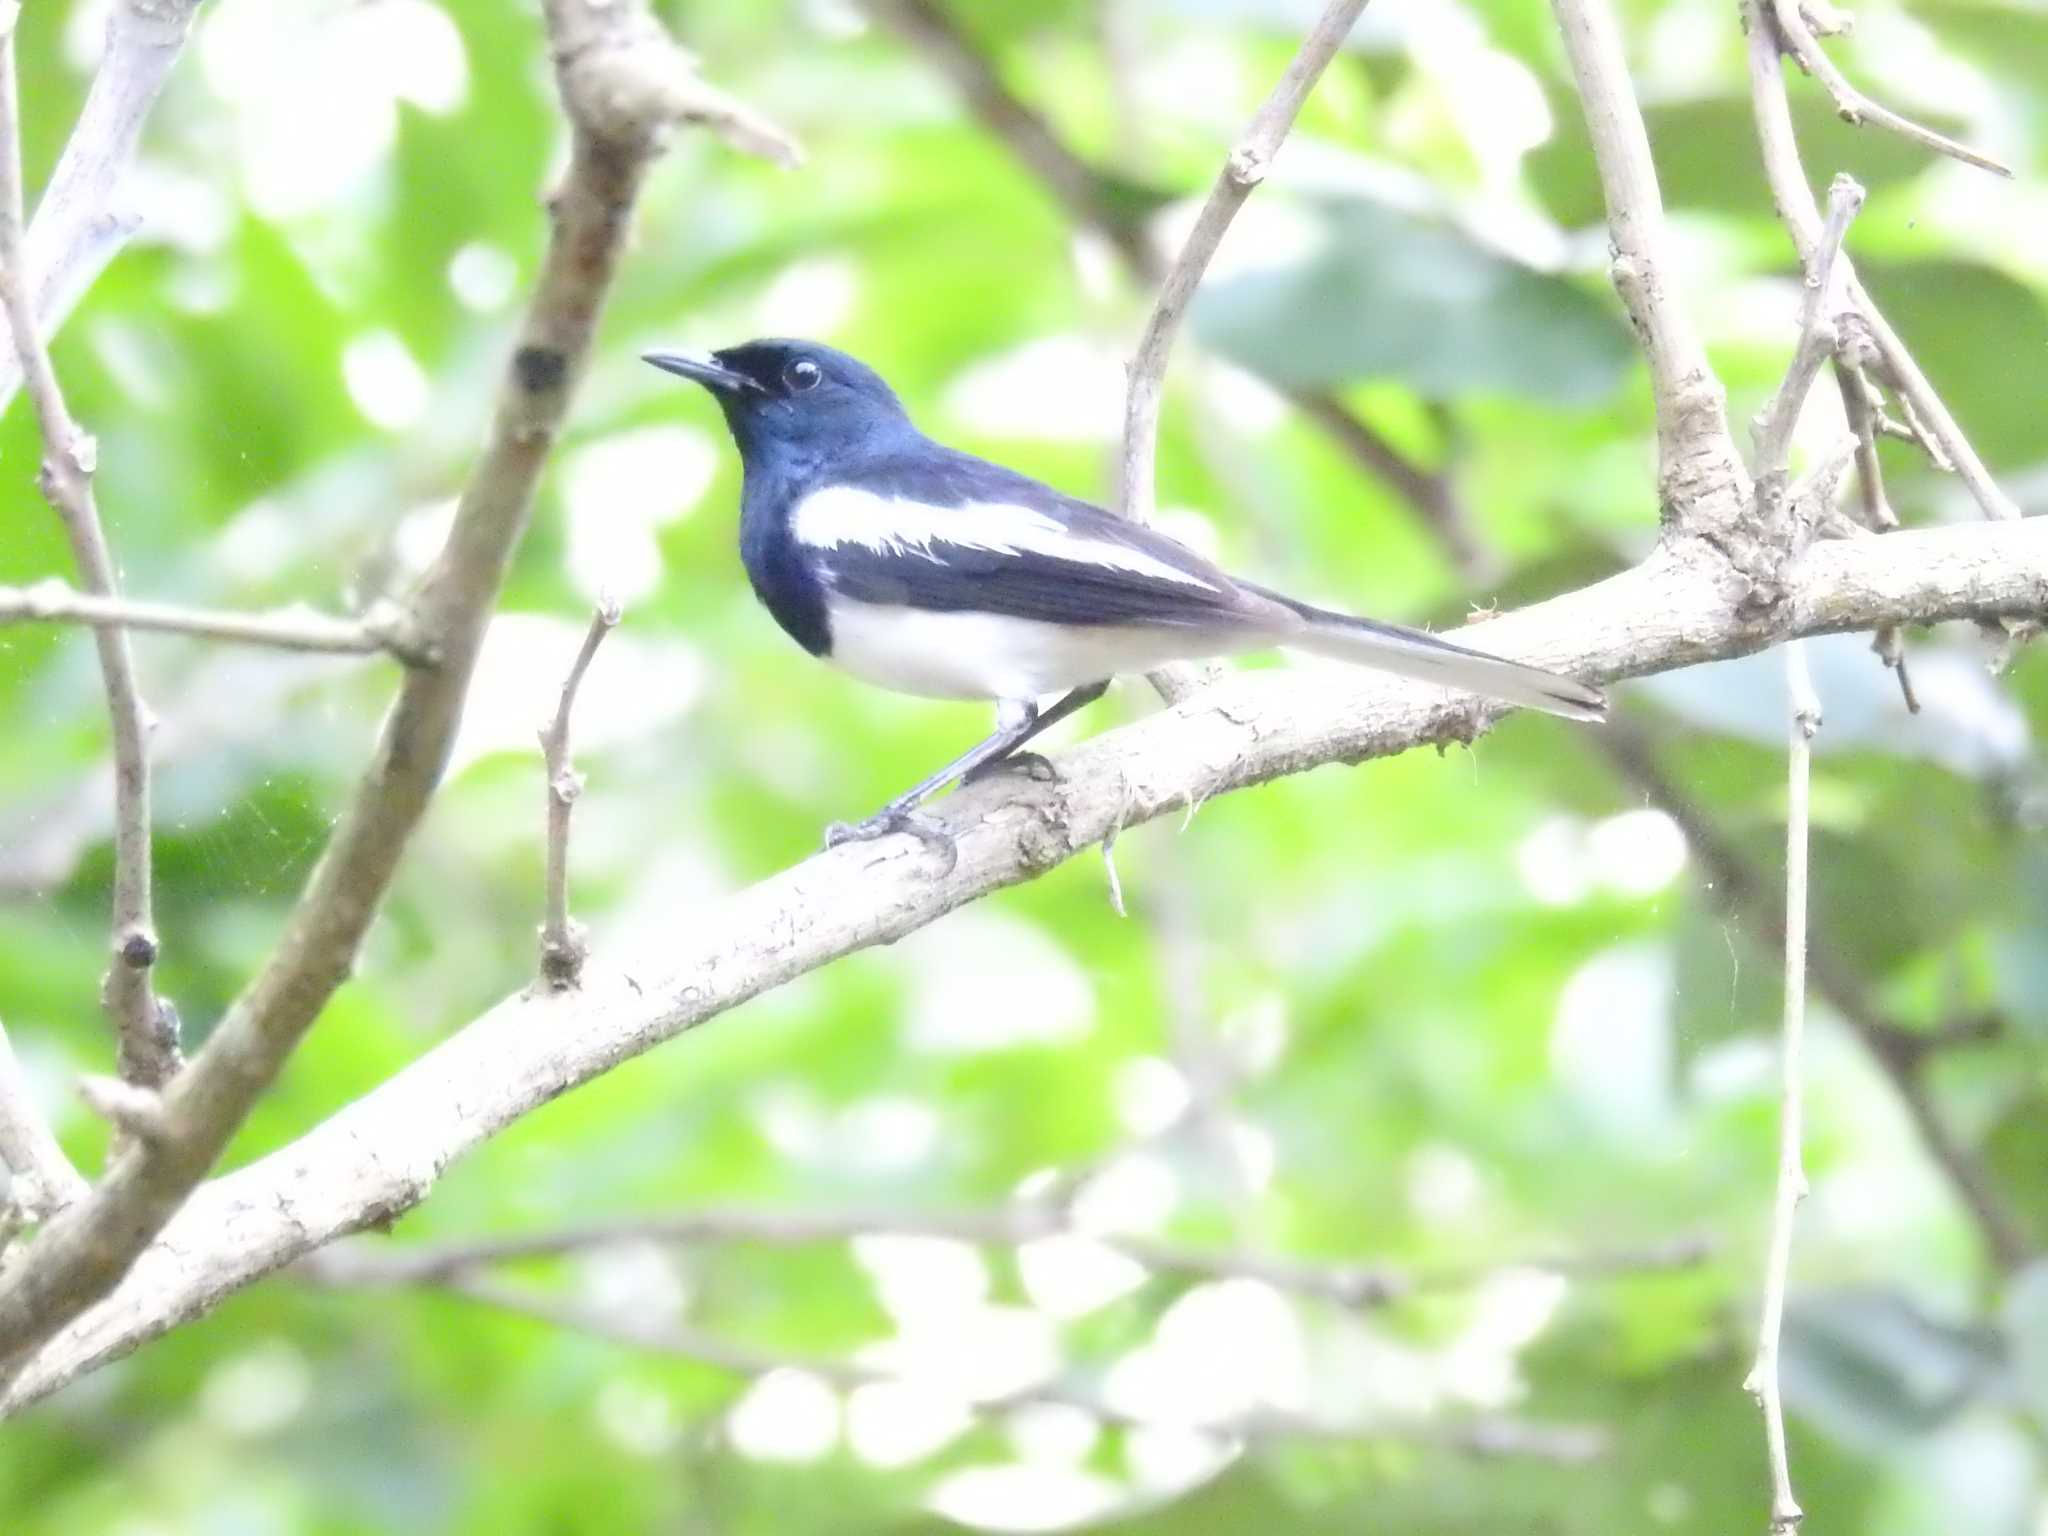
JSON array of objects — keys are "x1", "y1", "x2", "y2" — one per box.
[
  {"x1": 1115, "y1": 0, "x2": 1370, "y2": 705},
  {"x1": 862, "y1": 0, "x2": 1477, "y2": 571},
  {"x1": 303, "y1": 1201, "x2": 1715, "y2": 1311},
  {"x1": 1745, "y1": 0, "x2": 2020, "y2": 523},
  {"x1": 1595, "y1": 723, "x2": 2034, "y2": 1272},
  {"x1": 1116, "y1": 0, "x2": 1370, "y2": 530},
  {"x1": 1752, "y1": 175, "x2": 1862, "y2": 484},
  {"x1": 303, "y1": 1263, "x2": 1605, "y2": 1460},
  {"x1": 1767, "y1": 0, "x2": 2012, "y2": 179},
  {"x1": 0, "y1": 581, "x2": 434, "y2": 663},
  {"x1": 1745, "y1": 640, "x2": 1819, "y2": 1534},
  {"x1": 0, "y1": 0, "x2": 792, "y2": 1386},
  {"x1": 0, "y1": 16, "x2": 176, "y2": 1094},
  {"x1": 0, "y1": 0, "x2": 202, "y2": 418},
  {"x1": 538, "y1": 597, "x2": 622, "y2": 990},
  {"x1": 0, "y1": 1021, "x2": 87, "y2": 1224}
]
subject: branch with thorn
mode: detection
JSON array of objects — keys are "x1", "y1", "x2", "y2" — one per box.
[
  {"x1": 0, "y1": 17, "x2": 176, "y2": 1097},
  {"x1": 538, "y1": 598, "x2": 623, "y2": 990}
]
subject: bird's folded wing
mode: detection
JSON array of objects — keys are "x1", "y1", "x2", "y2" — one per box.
[{"x1": 792, "y1": 457, "x2": 1274, "y2": 630}]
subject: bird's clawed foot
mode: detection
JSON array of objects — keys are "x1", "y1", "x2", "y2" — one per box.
[
  {"x1": 964, "y1": 750, "x2": 1059, "y2": 787},
  {"x1": 823, "y1": 806, "x2": 958, "y2": 873}
]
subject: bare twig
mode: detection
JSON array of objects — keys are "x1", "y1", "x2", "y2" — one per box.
[
  {"x1": 7, "y1": 517, "x2": 2048, "y2": 1413},
  {"x1": 1744, "y1": 641, "x2": 1819, "y2": 1535},
  {"x1": 0, "y1": 0, "x2": 793, "y2": 1386},
  {"x1": 0, "y1": 0, "x2": 202, "y2": 418},
  {"x1": 302, "y1": 1201, "x2": 1714, "y2": 1311},
  {"x1": 1752, "y1": 175, "x2": 1862, "y2": 484},
  {"x1": 0, "y1": 18, "x2": 175, "y2": 1095},
  {"x1": 1116, "y1": 0, "x2": 1369, "y2": 528},
  {"x1": 0, "y1": 580, "x2": 435, "y2": 663},
  {"x1": 304, "y1": 1262, "x2": 1605, "y2": 1460},
  {"x1": 1550, "y1": 0, "x2": 1744, "y2": 521},
  {"x1": 1766, "y1": 0, "x2": 2011, "y2": 179},
  {"x1": 538, "y1": 598, "x2": 622, "y2": 990},
  {"x1": 1116, "y1": 0, "x2": 1371, "y2": 706},
  {"x1": 1746, "y1": 0, "x2": 2021, "y2": 523},
  {"x1": 0, "y1": 1022, "x2": 87, "y2": 1223},
  {"x1": 1595, "y1": 723, "x2": 2034, "y2": 1272},
  {"x1": 861, "y1": 0, "x2": 1479, "y2": 572}
]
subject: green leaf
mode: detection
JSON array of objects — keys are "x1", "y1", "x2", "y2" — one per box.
[{"x1": 1192, "y1": 196, "x2": 1632, "y2": 403}]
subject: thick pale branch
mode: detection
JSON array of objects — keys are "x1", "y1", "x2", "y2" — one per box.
[
  {"x1": 6, "y1": 516, "x2": 2045, "y2": 1414},
  {"x1": 1550, "y1": 0, "x2": 1744, "y2": 523},
  {"x1": 0, "y1": 20, "x2": 174, "y2": 1095},
  {"x1": 0, "y1": 0, "x2": 201, "y2": 418},
  {"x1": 0, "y1": 580, "x2": 432, "y2": 662},
  {"x1": 0, "y1": 0, "x2": 784, "y2": 1385}
]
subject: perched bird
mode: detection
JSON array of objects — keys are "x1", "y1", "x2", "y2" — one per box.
[{"x1": 645, "y1": 338, "x2": 1604, "y2": 854}]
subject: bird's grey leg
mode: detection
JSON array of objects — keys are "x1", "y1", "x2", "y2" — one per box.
[
  {"x1": 824, "y1": 700, "x2": 1044, "y2": 863},
  {"x1": 824, "y1": 682, "x2": 1110, "y2": 864},
  {"x1": 963, "y1": 679, "x2": 1110, "y2": 785}
]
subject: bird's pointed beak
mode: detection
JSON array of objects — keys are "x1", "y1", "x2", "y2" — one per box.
[{"x1": 642, "y1": 348, "x2": 761, "y2": 395}]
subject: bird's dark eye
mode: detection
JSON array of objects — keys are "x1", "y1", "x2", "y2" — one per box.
[{"x1": 786, "y1": 359, "x2": 822, "y2": 392}]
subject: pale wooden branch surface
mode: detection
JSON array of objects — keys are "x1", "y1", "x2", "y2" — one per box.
[
  {"x1": 0, "y1": 17, "x2": 175, "y2": 1095},
  {"x1": 6, "y1": 515, "x2": 2045, "y2": 1415}
]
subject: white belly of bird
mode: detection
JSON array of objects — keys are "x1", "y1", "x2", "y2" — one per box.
[{"x1": 823, "y1": 599, "x2": 1240, "y2": 701}]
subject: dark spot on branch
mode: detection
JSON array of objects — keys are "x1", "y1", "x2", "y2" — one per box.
[
  {"x1": 514, "y1": 346, "x2": 568, "y2": 394},
  {"x1": 120, "y1": 931, "x2": 158, "y2": 968}
]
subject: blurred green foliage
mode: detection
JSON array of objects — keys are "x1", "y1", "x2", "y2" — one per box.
[{"x1": 2, "y1": 0, "x2": 2046, "y2": 1531}]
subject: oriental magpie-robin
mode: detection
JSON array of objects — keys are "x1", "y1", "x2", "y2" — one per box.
[{"x1": 645, "y1": 338, "x2": 1605, "y2": 854}]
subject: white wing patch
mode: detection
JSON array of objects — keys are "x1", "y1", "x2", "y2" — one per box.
[{"x1": 791, "y1": 485, "x2": 1219, "y2": 590}]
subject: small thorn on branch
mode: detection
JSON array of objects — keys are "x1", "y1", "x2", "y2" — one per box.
[
  {"x1": 537, "y1": 597, "x2": 622, "y2": 991},
  {"x1": 76, "y1": 1074, "x2": 170, "y2": 1148}
]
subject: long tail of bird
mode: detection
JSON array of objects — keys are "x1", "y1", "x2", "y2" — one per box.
[{"x1": 1252, "y1": 588, "x2": 1607, "y2": 723}]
